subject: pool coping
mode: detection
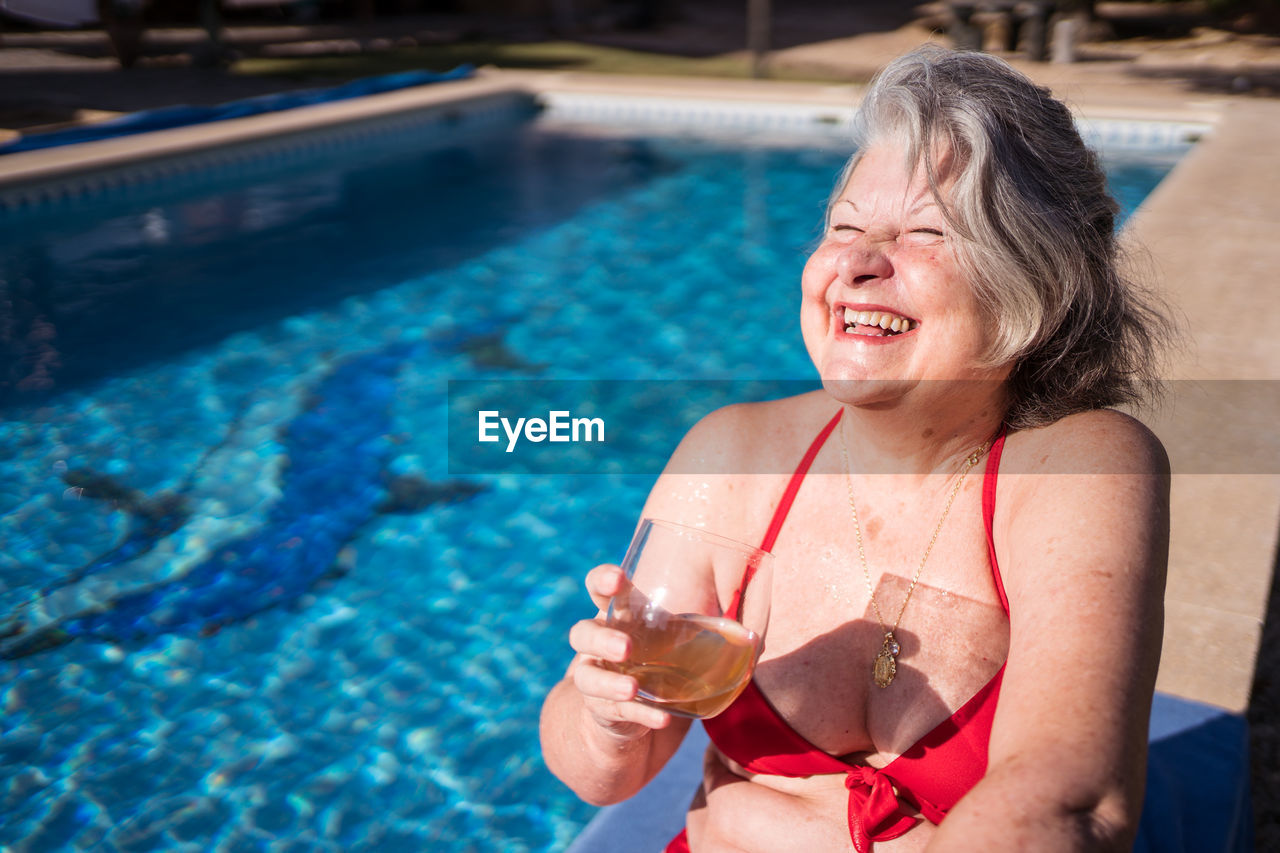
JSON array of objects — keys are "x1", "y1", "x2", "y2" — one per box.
[
  {"x1": 0, "y1": 68, "x2": 1221, "y2": 196},
  {"x1": 2, "y1": 70, "x2": 1275, "y2": 715},
  {"x1": 0, "y1": 75, "x2": 535, "y2": 206}
]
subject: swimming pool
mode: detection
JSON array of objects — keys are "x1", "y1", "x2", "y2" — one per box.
[{"x1": 0, "y1": 101, "x2": 1193, "y2": 850}]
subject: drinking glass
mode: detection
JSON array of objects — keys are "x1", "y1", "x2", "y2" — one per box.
[{"x1": 603, "y1": 519, "x2": 773, "y2": 719}]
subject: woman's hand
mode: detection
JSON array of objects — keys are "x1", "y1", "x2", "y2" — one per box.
[
  {"x1": 540, "y1": 564, "x2": 690, "y2": 806},
  {"x1": 566, "y1": 564, "x2": 674, "y2": 740}
]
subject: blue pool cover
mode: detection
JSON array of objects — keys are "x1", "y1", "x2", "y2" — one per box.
[
  {"x1": 1135, "y1": 693, "x2": 1254, "y2": 852},
  {"x1": 0, "y1": 66, "x2": 473, "y2": 156},
  {"x1": 568, "y1": 692, "x2": 1254, "y2": 853}
]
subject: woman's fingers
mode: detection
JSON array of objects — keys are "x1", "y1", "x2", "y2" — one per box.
[
  {"x1": 567, "y1": 617, "x2": 674, "y2": 733},
  {"x1": 607, "y1": 700, "x2": 673, "y2": 733},
  {"x1": 584, "y1": 564, "x2": 627, "y2": 614},
  {"x1": 566, "y1": 564, "x2": 673, "y2": 735},
  {"x1": 572, "y1": 656, "x2": 638, "y2": 703},
  {"x1": 572, "y1": 659, "x2": 674, "y2": 732},
  {"x1": 574, "y1": 679, "x2": 674, "y2": 734},
  {"x1": 568, "y1": 618, "x2": 630, "y2": 661}
]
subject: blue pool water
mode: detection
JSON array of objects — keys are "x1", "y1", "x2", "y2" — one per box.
[{"x1": 0, "y1": 112, "x2": 1187, "y2": 851}]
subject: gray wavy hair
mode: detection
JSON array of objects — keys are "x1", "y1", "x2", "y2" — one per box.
[{"x1": 836, "y1": 45, "x2": 1174, "y2": 430}]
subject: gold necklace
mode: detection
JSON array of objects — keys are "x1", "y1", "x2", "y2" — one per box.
[{"x1": 838, "y1": 419, "x2": 990, "y2": 688}]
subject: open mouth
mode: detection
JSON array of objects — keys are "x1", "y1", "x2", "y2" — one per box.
[{"x1": 841, "y1": 307, "x2": 917, "y2": 338}]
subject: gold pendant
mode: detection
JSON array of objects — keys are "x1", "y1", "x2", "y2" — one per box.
[{"x1": 872, "y1": 633, "x2": 901, "y2": 688}]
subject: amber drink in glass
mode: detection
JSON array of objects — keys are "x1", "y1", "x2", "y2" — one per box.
[{"x1": 604, "y1": 519, "x2": 772, "y2": 719}]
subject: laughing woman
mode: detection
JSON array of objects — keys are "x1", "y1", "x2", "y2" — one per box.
[{"x1": 540, "y1": 45, "x2": 1173, "y2": 852}]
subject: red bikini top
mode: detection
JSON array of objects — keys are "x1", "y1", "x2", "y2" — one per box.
[{"x1": 703, "y1": 409, "x2": 1010, "y2": 852}]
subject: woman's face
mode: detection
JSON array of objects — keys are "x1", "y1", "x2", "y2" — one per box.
[{"x1": 800, "y1": 143, "x2": 1011, "y2": 409}]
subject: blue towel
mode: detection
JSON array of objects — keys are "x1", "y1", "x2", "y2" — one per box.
[{"x1": 0, "y1": 65, "x2": 474, "y2": 155}]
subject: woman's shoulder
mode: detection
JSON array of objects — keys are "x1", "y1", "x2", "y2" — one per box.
[
  {"x1": 993, "y1": 410, "x2": 1171, "y2": 606},
  {"x1": 1002, "y1": 408, "x2": 1170, "y2": 478},
  {"x1": 668, "y1": 389, "x2": 838, "y2": 476},
  {"x1": 641, "y1": 391, "x2": 836, "y2": 544}
]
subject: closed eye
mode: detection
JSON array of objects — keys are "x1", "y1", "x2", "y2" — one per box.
[{"x1": 903, "y1": 227, "x2": 946, "y2": 245}]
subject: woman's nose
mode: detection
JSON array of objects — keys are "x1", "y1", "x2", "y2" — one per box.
[{"x1": 835, "y1": 238, "x2": 894, "y2": 286}]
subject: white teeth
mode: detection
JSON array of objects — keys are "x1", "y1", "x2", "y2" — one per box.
[{"x1": 841, "y1": 307, "x2": 914, "y2": 333}]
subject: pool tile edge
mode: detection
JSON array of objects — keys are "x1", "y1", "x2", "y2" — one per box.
[{"x1": 0, "y1": 76, "x2": 537, "y2": 209}]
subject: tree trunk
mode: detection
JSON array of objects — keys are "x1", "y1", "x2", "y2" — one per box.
[
  {"x1": 747, "y1": 0, "x2": 770, "y2": 78},
  {"x1": 195, "y1": 0, "x2": 225, "y2": 67},
  {"x1": 97, "y1": 0, "x2": 146, "y2": 69}
]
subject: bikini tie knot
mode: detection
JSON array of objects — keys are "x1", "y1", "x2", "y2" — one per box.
[{"x1": 844, "y1": 766, "x2": 919, "y2": 853}]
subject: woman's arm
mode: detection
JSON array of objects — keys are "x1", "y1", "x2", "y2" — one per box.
[
  {"x1": 539, "y1": 403, "x2": 772, "y2": 806},
  {"x1": 927, "y1": 410, "x2": 1170, "y2": 851}
]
